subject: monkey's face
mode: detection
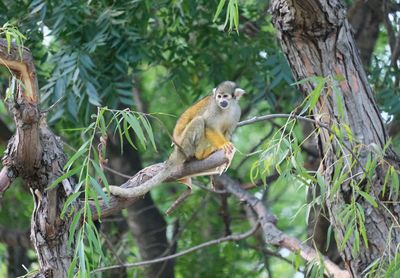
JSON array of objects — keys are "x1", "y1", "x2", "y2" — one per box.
[
  {"x1": 215, "y1": 92, "x2": 233, "y2": 109},
  {"x1": 213, "y1": 81, "x2": 245, "y2": 110}
]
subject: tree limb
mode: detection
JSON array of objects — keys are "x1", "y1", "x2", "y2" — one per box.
[
  {"x1": 213, "y1": 175, "x2": 351, "y2": 278},
  {"x1": 91, "y1": 221, "x2": 259, "y2": 273},
  {"x1": 0, "y1": 166, "x2": 15, "y2": 194},
  {"x1": 0, "y1": 39, "x2": 38, "y2": 103},
  {"x1": 91, "y1": 150, "x2": 228, "y2": 220},
  {"x1": 91, "y1": 113, "x2": 329, "y2": 220}
]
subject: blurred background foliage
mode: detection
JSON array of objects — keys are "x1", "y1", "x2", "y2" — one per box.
[{"x1": 0, "y1": 0, "x2": 398, "y2": 277}]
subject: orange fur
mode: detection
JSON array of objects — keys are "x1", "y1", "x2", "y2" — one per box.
[
  {"x1": 204, "y1": 128, "x2": 228, "y2": 148},
  {"x1": 173, "y1": 96, "x2": 211, "y2": 141}
]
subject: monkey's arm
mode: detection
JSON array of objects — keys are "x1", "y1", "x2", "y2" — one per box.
[
  {"x1": 205, "y1": 128, "x2": 235, "y2": 172},
  {"x1": 173, "y1": 96, "x2": 210, "y2": 140}
]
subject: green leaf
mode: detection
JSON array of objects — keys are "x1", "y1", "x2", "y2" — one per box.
[
  {"x1": 390, "y1": 169, "x2": 399, "y2": 200},
  {"x1": 90, "y1": 176, "x2": 109, "y2": 207},
  {"x1": 85, "y1": 222, "x2": 103, "y2": 257},
  {"x1": 295, "y1": 250, "x2": 301, "y2": 271},
  {"x1": 61, "y1": 191, "x2": 81, "y2": 219},
  {"x1": 122, "y1": 113, "x2": 137, "y2": 150},
  {"x1": 358, "y1": 215, "x2": 368, "y2": 248},
  {"x1": 77, "y1": 239, "x2": 86, "y2": 276},
  {"x1": 357, "y1": 189, "x2": 378, "y2": 208},
  {"x1": 68, "y1": 257, "x2": 78, "y2": 278},
  {"x1": 5, "y1": 32, "x2": 11, "y2": 52},
  {"x1": 308, "y1": 77, "x2": 325, "y2": 111},
  {"x1": 139, "y1": 114, "x2": 157, "y2": 151},
  {"x1": 47, "y1": 166, "x2": 82, "y2": 190},
  {"x1": 332, "y1": 81, "x2": 344, "y2": 119},
  {"x1": 340, "y1": 224, "x2": 353, "y2": 251},
  {"x1": 64, "y1": 141, "x2": 90, "y2": 171},
  {"x1": 233, "y1": 1, "x2": 239, "y2": 31},
  {"x1": 382, "y1": 166, "x2": 392, "y2": 197},
  {"x1": 92, "y1": 161, "x2": 109, "y2": 190},
  {"x1": 68, "y1": 210, "x2": 82, "y2": 250},
  {"x1": 325, "y1": 225, "x2": 333, "y2": 252},
  {"x1": 342, "y1": 124, "x2": 353, "y2": 143},
  {"x1": 213, "y1": 0, "x2": 226, "y2": 22}
]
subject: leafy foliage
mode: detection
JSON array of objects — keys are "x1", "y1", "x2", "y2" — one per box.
[{"x1": 0, "y1": 0, "x2": 400, "y2": 277}]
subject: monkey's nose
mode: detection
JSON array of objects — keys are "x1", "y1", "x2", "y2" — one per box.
[{"x1": 220, "y1": 101, "x2": 228, "y2": 108}]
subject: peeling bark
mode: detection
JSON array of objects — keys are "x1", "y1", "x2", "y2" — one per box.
[
  {"x1": 0, "y1": 39, "x2": 76, "y2": 277},
  {"x1": 270, "y1": 0, "x2": 400, "y2": 276}
]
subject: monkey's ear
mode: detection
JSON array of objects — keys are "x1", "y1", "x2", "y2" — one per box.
[
  {"x1": 234, "y1": 88, "x2": 245, "y2": 100},
  {"x1": 212, "y1": 88, "x2": 217, "y2": 96}
]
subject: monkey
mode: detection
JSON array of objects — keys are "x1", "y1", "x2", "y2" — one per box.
[{"x1": 108, "y1": 81, "x2": 245, "y2": 213}]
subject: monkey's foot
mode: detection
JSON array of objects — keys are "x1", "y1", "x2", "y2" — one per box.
[{"x1": 217, "y1": 144, "x2": 236, "y2": 174}]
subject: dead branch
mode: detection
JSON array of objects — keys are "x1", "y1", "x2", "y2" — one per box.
[
  {"x1": 91, "y1": 150, "x2": 228, "y2": 220},
  {"x1": 0, "y1": 166, "x2": 14, "y2": 194},
  {"x1": 91, "y1": 222, "x2": 259, "y2": 274},
  {"x1": 213, "y1": 174, "x2": 351, "y2": 278},
  {"x1": 0, "y1": 40, "x2": 38, "y2": 103}
]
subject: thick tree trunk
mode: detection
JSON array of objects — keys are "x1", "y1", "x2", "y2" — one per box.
[
  {"x1": 307, "y1": 0, "x2": 384, "y2": 263},
  {"x1": 0, "y1": 40, "x2": 75, "y2": 277},
  {"x1": 270, "y1": 0, "x2": 400, "y2": 276}
]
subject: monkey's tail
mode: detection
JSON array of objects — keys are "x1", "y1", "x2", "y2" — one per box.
[{"x1": 108, "y1": 165, "x2": 172, "y2": 198}]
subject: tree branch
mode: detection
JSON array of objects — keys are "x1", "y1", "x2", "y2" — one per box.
[
  {"x1": 0, "y1": 166, "x2": 15, "y2": 195},
  {"x1": 91, "y1": 150, "x2": 228, "y2": 220},
  {"x1": 0, "y1": 39, "x2": 38, "y2": 103},
  {"x1": 91, "y1": 222, "x2": 259, "y2": 273},
  {"x1": 213, "y1": 175, "x2": 351, "y2": 278},
  {"x1": 92, "y1": 113, "x2": 325, "y2": 220}
]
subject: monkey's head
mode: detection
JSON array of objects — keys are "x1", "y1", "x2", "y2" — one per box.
[{"x1": 213, "y1": 81, "x2": 245, "y2": 110}]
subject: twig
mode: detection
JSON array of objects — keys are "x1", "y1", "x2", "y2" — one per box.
[
  {"x1": 103, "y1": 165, "x2": 133, "y2": 179},
  {"x1": 239, "y1": 113, "x2": 368, "y2": 176},
  {"x1": 40, "y1": 96, "x2": 65, "y2": 113},
  {"x1": 235, "y1": 126, "x2": 275, "y2": 169},
  {"x1": 91, "y1": 222, "x2": 259, "y2": 273}
]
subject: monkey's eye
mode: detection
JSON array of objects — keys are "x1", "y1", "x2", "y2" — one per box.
[
  {"x1": 223, "y1": 94, "x2": 228, "y2": 98},
  {"x1": 217, "y1": 95, "x2": 222, "y2": 99}
]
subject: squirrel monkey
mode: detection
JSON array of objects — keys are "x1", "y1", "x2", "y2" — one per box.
[{"x1": 108, "y1": 81, "x2": 245, "y2": 213}]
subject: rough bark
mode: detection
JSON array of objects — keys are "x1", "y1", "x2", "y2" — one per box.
[
  {"x1": 270, "y1": 0, "x2": 400, "y2": 276},
  {"x1": 0, "y1": 39, "x2": 75, "y2": 277},
  {"x1": 307, "y1": 0, "x2": 384, "y2": 264}
]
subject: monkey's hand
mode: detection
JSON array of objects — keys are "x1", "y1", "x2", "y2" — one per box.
[{"x1": 217, "y1": 142, "x2": 236, "y2": 174}]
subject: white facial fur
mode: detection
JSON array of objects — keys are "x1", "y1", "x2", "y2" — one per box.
[{"x1": 213, "y1": 82, "x2": 245, "y2": 110}]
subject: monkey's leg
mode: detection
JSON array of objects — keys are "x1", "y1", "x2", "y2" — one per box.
[
  {"x1": 194, "y1": 146, "x2": 216, "y2": 160},
  {"x1": 166, "y1": 117, "x2": 205, "y2": 214}
]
